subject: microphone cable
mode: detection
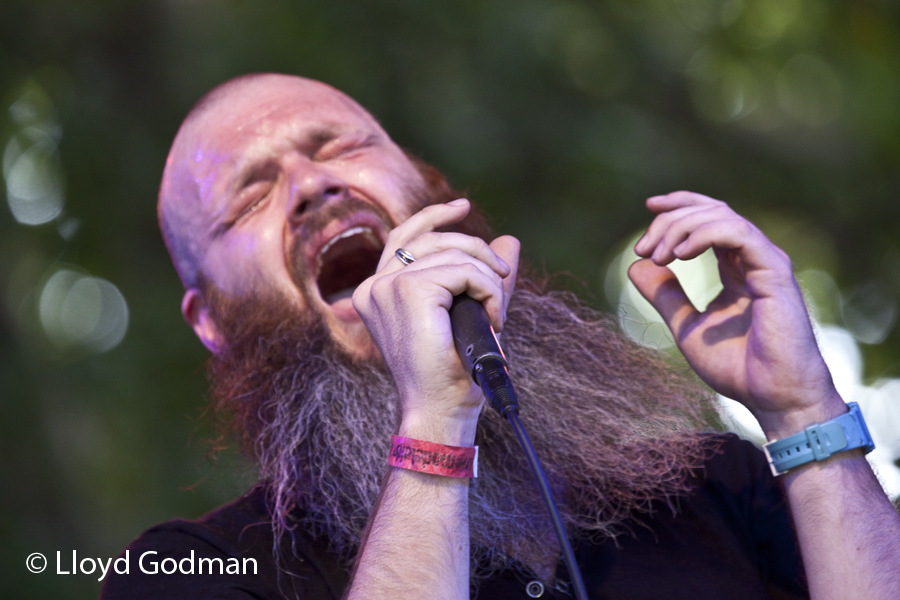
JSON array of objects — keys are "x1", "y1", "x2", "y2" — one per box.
[{"x1": 449, "y1": 295, "x2": 589, "y2": 600}]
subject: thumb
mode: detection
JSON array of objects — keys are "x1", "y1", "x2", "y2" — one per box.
[
  {"x1": 627, "y1": 258, "x2": 698, "y2": 340},
  {"x1": 489, "y1": 235, "x2": 520, "y2": 330}
]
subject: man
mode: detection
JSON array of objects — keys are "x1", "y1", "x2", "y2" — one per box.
[{"x1": 101, "y1": 73, "x2": 900, "y2": 599}]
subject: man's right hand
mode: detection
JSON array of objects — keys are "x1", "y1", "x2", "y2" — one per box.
[
  {"x1": 348, "y1": 199, "x2": 519, "y2": 599},
  {"x1": 352, "y1": 198, "x2": 520, "y2": 446}
]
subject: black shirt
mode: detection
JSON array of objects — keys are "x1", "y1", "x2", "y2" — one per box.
[{"x1": 101, "y1": 435, "x2": 808, "y2": 599}]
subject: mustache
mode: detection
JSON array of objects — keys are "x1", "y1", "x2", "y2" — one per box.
[{"x1": 291, "y1": 196, "x2": 395, "y2": 243}]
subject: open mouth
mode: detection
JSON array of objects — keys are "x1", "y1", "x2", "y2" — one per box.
[{"x1": 315, "y1": 226, "x2": 384, "y2": 304}]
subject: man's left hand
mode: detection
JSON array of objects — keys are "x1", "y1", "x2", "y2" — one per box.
[{"x1": 628, "y1": 191, "x2": 846, "y2": 439}]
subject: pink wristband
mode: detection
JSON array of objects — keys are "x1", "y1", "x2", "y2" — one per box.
[{"x1": 388, "y1": 435, "x2": 478, "y2": 478}]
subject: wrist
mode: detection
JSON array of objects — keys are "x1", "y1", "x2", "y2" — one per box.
[
  {"x1": 398, "y1": 411, "x2": 479, "y2": 447},
  {"x1": 756, "y1": 390, "x2": 848, "y2": 441},
  {"x1": 389, "y1": 435, "x2": 478, "y2": 478},
  {"x1": 762, "y1": 401, "x2": 875, "y2": 476}
]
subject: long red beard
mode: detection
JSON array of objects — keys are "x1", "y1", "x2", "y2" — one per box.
[{"x1": 203, "y1": 277, "x2": 717, "y2": 578}]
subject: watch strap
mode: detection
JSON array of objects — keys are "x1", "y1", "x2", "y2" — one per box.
[{"x1": 763, "y1": 402, "x2": 875, "y2": 476}]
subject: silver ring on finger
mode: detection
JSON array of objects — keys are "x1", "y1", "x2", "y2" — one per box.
[{"x1": 395, "y1": 248, "x2": 416, "y2": 266}]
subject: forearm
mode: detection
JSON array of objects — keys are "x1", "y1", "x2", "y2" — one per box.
[
  {"x1": 345, "y1": 416, "x2": 476, "y2": 600},
  {"x1": 346, "y1": 469, "x2": 470, "y2": 600},
  {"x1": 784, "y1": 451, "x2": 900, "y2": 600},
  {"x1": 768, "y1": 398, "x2": 900, "y2": 600}
]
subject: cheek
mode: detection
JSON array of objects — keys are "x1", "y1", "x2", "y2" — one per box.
[
  {"x1": 354, "y1": 160, "x2": 424, "y2": 223},
  {"x1": 205, "y1": 225, "x2": 294, "y2": 298}
]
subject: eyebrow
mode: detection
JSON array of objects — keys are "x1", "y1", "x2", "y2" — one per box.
[
  {"x1": 229, "y1": 124, "x2": 348, "y2": 191},
  {"x1": 307, "y1": 124, "x2": 344, "y2": 148}
]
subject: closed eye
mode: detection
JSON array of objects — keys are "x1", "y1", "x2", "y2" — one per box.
[
  {"x1": 213, "y1": 180, "x2": 275, "y2": 236},
  {"x1": 234, "y1": 182, "x2": 274, "y2": 222},
  {"x1": 314, "y1": 133, "x2": 378, "y2": 161},
  {"x1": 236, "y1": 196, "x2": 265, "y2": 221}
]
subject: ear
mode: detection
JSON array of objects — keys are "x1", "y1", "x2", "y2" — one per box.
[{"x1": 181, "y1": 288, "x2": 223, "y2": 353}]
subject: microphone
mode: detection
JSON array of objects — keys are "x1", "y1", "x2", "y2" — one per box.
[{"x1": 448, "y1": 294, "x2": 519, "y2": 417}]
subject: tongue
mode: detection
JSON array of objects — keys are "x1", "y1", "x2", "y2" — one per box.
[{"x1": 316, "y1": 230, "x2": 383, "y2": 304}]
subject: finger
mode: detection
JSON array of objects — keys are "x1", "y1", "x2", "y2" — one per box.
[
  {"x1": 645, "y1": 191, "x2": 723, "y2": 214},
  {"x1": 378, "y1": 199, "x2": 471, "y2": 271},
  {"x1": 398, "y1": 248, "x2": 502, "y2": 287},
  {"x1": 634, "y1": 203, "x2": 720, "y2": 258},
  {"x1": 489, "y1": 235, "x2": 520, "y2": 331},
  {"x1": 646, "y1": 204, "x2": 737, "y2": 265},
  {"x1": 357, "y1": 247, "x2": 499, "y2": 316},
  {"x1": 392, "y1": 262, "x2": 507, "y2": 331},
  {"x1": 670, "y1": 218, "x2": 790, "y2": 276},
  {"x1": 627, "y1": 258, "x2": 700, "y2": 342},
  {"x1": 396, "y1": 231, "x2": 511, "y2": 278},
  {"x1": 380, "y1": 248, "x2": 506, "y2": 327}
]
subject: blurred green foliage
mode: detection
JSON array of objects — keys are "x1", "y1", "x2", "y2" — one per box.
[{"x1": 1, "y1": 0, "x2": 899, "y2": 597}]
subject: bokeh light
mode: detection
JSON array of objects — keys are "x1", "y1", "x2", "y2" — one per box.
[
  {"x1": 604, "y1": 233, "x2": 723, "y2": 350},
  {"x1": 38, "y1": 268, "x2": 130, "y2": 353},
  {"x1": 842, "y1": 280, "x2": 898, "y2": 346},
  {"x1": 776, "y1": 53, "x2": 843, "y2": 127},
  {"x1": 3, "y1": 84, "x2": 65, "y2": 225},
  {"x1": 687, "y1": 48, "x2": 761, "y2": 122}
]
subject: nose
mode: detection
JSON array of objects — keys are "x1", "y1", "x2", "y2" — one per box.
[{"x1": 286, "y1": 157, "x2": 349, "y2": 227}]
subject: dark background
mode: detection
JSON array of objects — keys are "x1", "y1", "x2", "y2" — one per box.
[{"x1": 2, "y1": 1, "x2": 899, "y2": 598}]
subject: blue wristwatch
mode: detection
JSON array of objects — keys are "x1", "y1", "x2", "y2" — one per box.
[{"x1": 762, "y1": 402, "x2": 875, "y2": 476}]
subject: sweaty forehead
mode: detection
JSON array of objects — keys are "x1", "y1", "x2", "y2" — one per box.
[{"x1": 186, "y1": 78, "x2": 380, "y2": 170}]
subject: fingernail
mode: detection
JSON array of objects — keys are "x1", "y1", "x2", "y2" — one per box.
[
  {"x1": 635, "y1": 236, "x2": 647, "y2": 253},
  {"x1": 673, "y1": 242, "x2": 686, "y2": 257},
  {"x1": 448, "y1": 198, "x2": 468, "y2": 206},
  {"x1": 499, "y1": 257, "x2": 510, "y2": 271}
]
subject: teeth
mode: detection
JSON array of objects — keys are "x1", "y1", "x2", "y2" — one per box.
[{"x1": 316, "y1": 226, "x2": 378, "y2": 269}]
